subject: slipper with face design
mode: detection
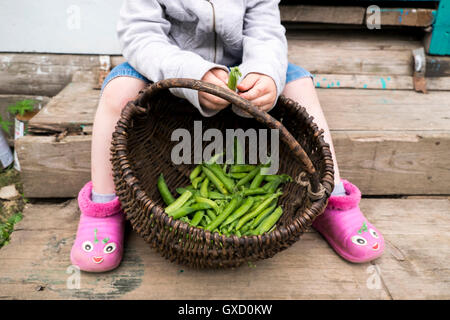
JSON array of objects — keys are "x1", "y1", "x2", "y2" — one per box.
[
  {"x1": 70, "y1": 181, "x2": 125, "y2": 272},
  {"x1": 312, "y1": 179, "x2": 385, "y2": 263}
]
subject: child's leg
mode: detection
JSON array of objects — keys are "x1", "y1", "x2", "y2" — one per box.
[
  {"x1": 71, "y1": 75, "x2": 147, "y2": 272},
  {"x1": 282, "y1": 75, "x2": 384, "y2": 263},
  {"x1": 91, "y1": 77, "x2": 147, "y2": 194},
  {"x1": 282, "y1": 77, "x2": 340, "y2": 184}
]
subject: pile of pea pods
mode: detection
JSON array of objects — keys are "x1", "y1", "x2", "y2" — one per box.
[{"x1": 157, "y1": 157, "x2": 292, "y2": 237}]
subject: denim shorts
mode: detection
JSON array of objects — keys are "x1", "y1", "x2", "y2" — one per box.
[{"x1": 102, "y1": 62, "x2": 312, "y2": 92}]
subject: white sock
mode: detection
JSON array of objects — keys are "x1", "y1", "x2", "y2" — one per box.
[
  {"x1": 331, "y1": 180, "x2": 346, "y2": 197},
  {"x1": 91, "y1": 189, "x2": 116, "y2": 203}
]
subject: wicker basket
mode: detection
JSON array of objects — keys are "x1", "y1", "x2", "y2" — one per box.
[{"x1": 111, "y1": 78, "x2": 334, "y2": 268}]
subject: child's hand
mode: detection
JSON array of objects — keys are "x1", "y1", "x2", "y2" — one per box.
[
  {"x1": 237, "y1": 73, "x2": 277, "y2": 112},
  {"x1": 199, "y1": 68, "x2": 231, "y2": 112}
]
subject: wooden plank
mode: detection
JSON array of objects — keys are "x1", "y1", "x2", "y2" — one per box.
[
  {"x1": 15, "y1": 135, "x2": 91, "y2": 198},
  {"x1": 318, "y1": 89, "x2": 450, "y2": 131},
  {"x1": 377, "y1": 8, "x2": 435, "y2": 27},
  {"x1": 426, "y1": 55, "x2": 450, "y2": 77},
  {"x1": 312, "y1": 74, "x2": 450, "y2": 90},
  {"x1": 280, "y1": 5, "x2": 365, "y2": 25},
  {"x1": 333, "y1": 131, "x2": 450, "y2": 195},
  {"x1": 288, "y1": 40, "x2": 415, "y2": 76},
  {"x1": 359, "y1": 198, "x2": 450, "y2": 299},
  {"x1": 0, "y1": 198, "x2": 448, "y2": 299},
  {"x1": 0, "y1": 54, "x2": 123, "y2": 96},
  {"x1": 28, "y1": 82, "x2": 99, "y2": 134}
]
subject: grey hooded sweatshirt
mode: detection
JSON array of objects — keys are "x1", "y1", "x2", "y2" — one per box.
[{"x1": 117, "y1": 0, "x2": 288, "y2": 116}]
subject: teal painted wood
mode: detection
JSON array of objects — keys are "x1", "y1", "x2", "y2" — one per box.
[{"x1": 429, "y1": 0, "x2": 450, "y2": 55}]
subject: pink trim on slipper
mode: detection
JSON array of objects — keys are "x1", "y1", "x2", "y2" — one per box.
[
  {"x1": 78, "y1": 181, "x2": 122, "y2": 218},
  {"x1": 327, "y1": 179, "x2": 362, "y2": 211}
]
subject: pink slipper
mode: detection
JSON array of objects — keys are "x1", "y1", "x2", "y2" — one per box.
[
  {"x1": 312, "y1": 179, "x2": 385, "y2": 263},
  {"x1": 70, "y1": 181, "x2": 125, "y2": 272}
]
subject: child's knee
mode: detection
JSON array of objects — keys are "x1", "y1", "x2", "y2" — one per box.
[{"x1": 100, "y1": 77, "x2": 147, "y2": 115}]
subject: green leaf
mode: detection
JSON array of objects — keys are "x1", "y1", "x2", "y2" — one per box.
[{"x1": 8, "y1": 99, "x2": 35, "y2": 116}]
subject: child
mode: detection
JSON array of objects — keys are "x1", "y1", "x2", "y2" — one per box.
[{"x1": 70, "y1": 0, "x2": 385, "y2": 272}]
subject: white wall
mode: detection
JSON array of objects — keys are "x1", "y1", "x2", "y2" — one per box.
[{"x1": 0, "y1": 0, "x2": 123, "y2": 54}]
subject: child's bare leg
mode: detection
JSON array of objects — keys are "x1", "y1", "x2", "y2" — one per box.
[
  {"x1": 91, "y1": 77, "x2": 147, "y2": 194},
  {"x1": 282, "y1": 77, "x2": 341, "y2": 184}
]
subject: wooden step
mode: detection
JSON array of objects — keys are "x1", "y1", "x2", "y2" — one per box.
[
  {"x1": 15, "y1": 76, "x2": 450, "y2": 197},
  {"x1": 2, "y1": 31, "x2": 449, "y2": 96},
  {"x1": 0, "y1": 197, "x2": 448, "y2": 299}
]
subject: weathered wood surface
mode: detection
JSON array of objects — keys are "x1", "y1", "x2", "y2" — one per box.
[
  {"x1": 28, "y1": 82, "x2": 99, "y2": 134},
  {"x1": 0, "y1": 53, "x2": 123, "y2": 96},
  {"x1": 280, "y1": 5, "x2": 365, "y2": 25},
  {"x1": 333, "y1": 131, "x2": 450, "y2": 195},
  {"x1": 0, "y1": 198, "x2": 447, "y2": 299},
  {"x1": 16, "y1": 88, "x2": 450, "y2": 197},
  {"x1": 16, "y1": 135, "x2": 91, "y2": 198},
  {"x1": 0, "y1": 32, "x2": 429, "y2": 96},
  {"x1": 280, "y1": 5, "x2": 435, "y2": 27},
  {"x1": 376, "y1": 8, "x2": 435, "y2": 27},
  {"x1": 313, "y1": 74, "x2": 450, "y2": 90}
]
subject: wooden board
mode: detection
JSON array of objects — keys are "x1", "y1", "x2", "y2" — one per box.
[
  {"x1": 0, "y1": 54, "x2": 123, "y2": 96},
  {"x1": 280, "y1": 5, "x2": 365, "y2": 25},
  {"x1": 377, "y1": 8, "x2": 435, "y2": 27},
  {"x1": 313, "y1": 74, "x2": 450, "y2": 90},
  {"x1": 15, "y1": 135, "x2": 91, "y2": 198},
  {"x1": 0, "y1": 198, "x2": 448, "y2": 299},
  {"x1": 333, "y1": 131, "x2": 450, "y2": 195},
  {"x1": 15, "y1": 88, "x2": 450, "y2": 197},
  {"x1": 28, "y1": 82, "x2": 99, "y2": 134}
]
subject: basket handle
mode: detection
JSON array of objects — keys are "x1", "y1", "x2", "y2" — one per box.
[{"x1": 136, "y1": 78, "x2": 322, "y2": 193}]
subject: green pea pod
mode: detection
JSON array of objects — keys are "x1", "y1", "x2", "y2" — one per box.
[
  {"x1": 200, "y1": 178, "x2": 209, "y2": 198},
  {"x1": 176, "y1": 187, "x2": 198, "y2": 196},
  {"x1": 201, "y1": 166, "x2": 229, "y2": 195},
  {"x1": 250, "y1": 202, "x2": 277, "y2": 229},
  {"x1": 208, "y1": 191, "x2": 230, "y2": 200},
  {"x1": 222, "y1": 197, "x2": 255, "y2": 227},
  {"x1": 170, "y1": 206, "x2": 196, "y2": 219},
  {"x1": 206, "y1": 209, "x2": 217, "y2": 221},
  {"x1": 229, "y1": 172, "x2": 247, "y2": 180},
  {"x1": 256, "y1": 206, "x2": 283, "y2": 235},
  {"x1": 204, "y1": 164, "x2": 235, "y2": 192},
  {"x1": 191, "y1": 210, "x2": 205, "y2": 227},
  {"x1": 206, "y1": 196, "x2": 241, "y2": 231},
  {"x1": 190, "y1": 203, "x2": 212, "y2": 211},
  {"x1": 240, "y1": 219, "x2": 255, "y2": 234},
  {"x1": 249, "y1": 171, "x2": 265, "y2": 189},
  {"x1": 189, "y1": 165, "x2": 202, "y2": 181},
  {"x1": 195, "y1": 196, "x2": 219, "y2": 212},
  {"x1": 235, "y1": 166, "x2": 261, "y2": 189},
  {"x1": 165, "y1": 190, "x2": 192, "y2": 214},
  {"x1": 242, "y1": 187, "x2": 268, "y2": 196},
  {"x1": 157, "y1": 173, "x2": 175, "y2": 205},
  {"x1": 230, "y1": 165, "x2": 255, "y2": 173},
  {"x1": 192, "y1": 174, "x2": 205, "y2": 189},
  {"x1": 236, "y1": 192, "x2": 281, "y2": 230},
  {"x1": 227, "y1": 219, "x2": 239, "y2": 233},
  {"x1": 228, "y1": 67, "x2": 241, "y2": 91}
]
